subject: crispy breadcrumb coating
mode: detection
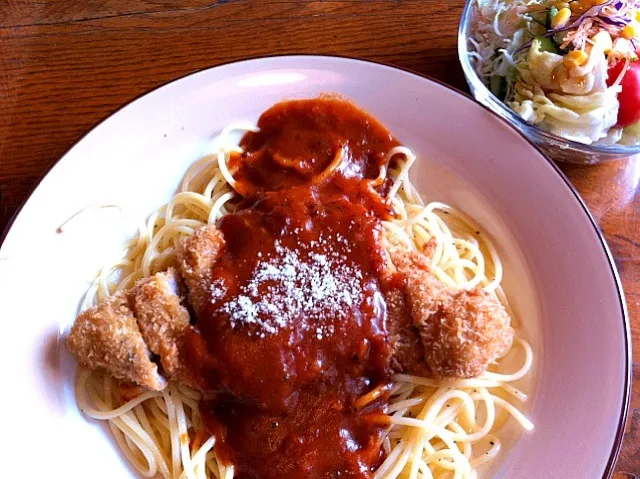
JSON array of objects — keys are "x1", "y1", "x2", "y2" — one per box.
[
  {"x1": 66, "y1": 293, "x2": 166, "y2": 390},
  {"x1": 385, "y1": 237, "x2": 514, "y2": 378},
  {"x1": 127, "y1": 268, "x2": 193, "y2": 384},
  {"x1": 177, "y1": 225, "x2": 226, "y2": 315}
]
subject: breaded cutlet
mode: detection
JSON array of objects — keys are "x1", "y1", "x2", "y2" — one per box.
[
  {"x1": 67, "y1": 227, "x2": 226, "y2": 391},
  {"x1": 385, "y1": 236, "x2": 514, "y2": 379},
  {"x1": 177, "y1": 225, "x2": 226, "y2": 315},
  {"x1": 68, "y1": 268, "x2": 196, "y2": 390},
  {"x1": 127, "y1": 268, "x2": 193, "y2": 385},
  {"x1": 67, "y1": 222, "x2": 513, "y2": 391},
  {"x1": 66, "y1": 293, "x2": 167, "y2": 391},
  {"x1": 386, "y1": 287, "x2": 432, "y2": 377}
]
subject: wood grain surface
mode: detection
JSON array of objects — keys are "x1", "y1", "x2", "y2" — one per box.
[{"x1": 1, "y1": 0, "x2": 638, "y2": 476}]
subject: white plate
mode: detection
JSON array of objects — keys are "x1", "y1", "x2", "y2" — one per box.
[{"x1": 0, "y1": 56, "x2": 629, "y2": 479}]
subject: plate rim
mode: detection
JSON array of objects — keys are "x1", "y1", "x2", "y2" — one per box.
[{"x1": 0, "y1": 54, "x2": 631, "y2": 478}]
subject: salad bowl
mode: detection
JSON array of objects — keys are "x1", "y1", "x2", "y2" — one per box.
[{"x1": 459, "y1": 0, "x2": 640, "y2": 163}]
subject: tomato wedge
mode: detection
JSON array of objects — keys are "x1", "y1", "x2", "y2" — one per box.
[{"x1": 607, "y1": 60, "x2": 640, "y2": 127}]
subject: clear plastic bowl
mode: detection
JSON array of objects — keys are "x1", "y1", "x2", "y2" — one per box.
[{"x1": 458, "y1": 0, "x2": 640, "y2": 164}]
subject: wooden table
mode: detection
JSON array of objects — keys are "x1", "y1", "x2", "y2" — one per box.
[{"x1": 1, "y1": 1, "x2": 638, "y2": 476}]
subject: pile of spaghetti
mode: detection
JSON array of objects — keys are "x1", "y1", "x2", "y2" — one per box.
[
  {"x1": 75, "y1": 124, "x2": 533, "y2": 479},
  {"x1": 470, "y1": 0, "x2": 640, "y2": 145}
]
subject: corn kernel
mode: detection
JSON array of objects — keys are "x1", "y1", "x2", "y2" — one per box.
[
  {"x1": 622, "y1": 20, "x2": 640, "y2": 40},
  {"x1": 563, "y1": 50, "x2": 589, "y2": 68},
  {"x1": 592, "y1": 31, "x2": 613, "y2": 51},
  {"x1": 551, "y1": 7, "x2": 571, "y2": 29},
  {"x1": 551, "y1": 1, "x2": 570, "y2": 8}
]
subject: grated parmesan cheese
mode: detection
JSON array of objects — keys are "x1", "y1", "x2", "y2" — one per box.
[{"x1": 214, "y1": 234, "x2": 365, "y2": 338}]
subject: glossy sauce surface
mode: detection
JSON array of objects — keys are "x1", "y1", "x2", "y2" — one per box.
[{"x1": 186, "y1": 98, "x2": 400, "y2": 479}]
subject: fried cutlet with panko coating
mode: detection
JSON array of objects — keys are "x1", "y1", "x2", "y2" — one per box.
[
  {"x1": 68, "y1": 220, "x2": 512, "y2": 391},
  {"x1": 386, "y1": 287, "x2": 432, "y2": 377},
  {"x1": 67, "y1": 268, "x2": 195, "y2": 390},
  {"x1": 68, "y1": 227, "x2": 226, "y2": 391},
  {"x1": 128, "y1": 268, "x2": 193, "y2": 384},
  {"x1": 177, "y1": 225, "x2": 226, "y2": 316},
  {"x1": 66, "y1": 292, "x2": 167, "y2": 390},
  {"x1": 385, "y1": 236, "x2": 514, "y2": 379}
]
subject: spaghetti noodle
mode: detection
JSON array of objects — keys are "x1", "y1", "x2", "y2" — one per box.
[{"x1": 75, "y1": 124, "x2": 533, "y2": 479}]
